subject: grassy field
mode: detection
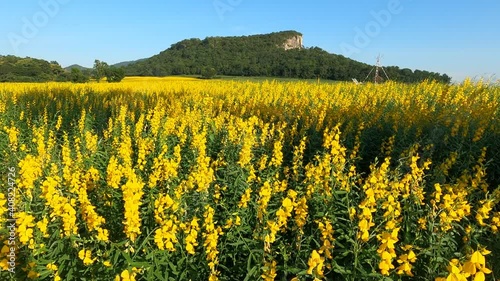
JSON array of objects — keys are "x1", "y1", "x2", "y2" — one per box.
[{"x1": 1, "y1": 77, "x2": 499, "y2": 280}]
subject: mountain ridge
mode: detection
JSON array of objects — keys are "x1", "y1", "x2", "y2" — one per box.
[
  {"x1": 123, "y1": 30, "x2": 451, "y2": 83},
  {"x1": 1, "y1": 31, "x2": 451, "y2": 83}
]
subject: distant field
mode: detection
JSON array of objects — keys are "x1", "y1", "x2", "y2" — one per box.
[
  {"x1": 122, "y1": 76, "x2": 201, "y2": 82},
  {"x1": 121, "y1": 75, "x2": 339, "y2": 84},
  {"x1": 1, "y1": 79, "x2": 499, "y2": 280},
  {"x1": 213, "y1": 75, "x2": 339, "y2": 83}
]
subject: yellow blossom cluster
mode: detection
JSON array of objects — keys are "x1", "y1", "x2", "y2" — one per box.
[
  {"x1": 183, "y1": 217, "x2": 200, "y2": 255},
  {"x1": 40, "y1": 175, "x2": 78, "y2": 237},
  {"x1": 436, "y1": 249, "x2": 492, "y2": 281},
  {"x1": 1, "y1": 78, "x2": 499, "y2": 280},
  {"x1": 121, "y1": 171, "x2": 145, "y2": 242},
  {"x1": 316, "y1": 218, "x2": 335, "y2": 260},
  {"x1": 203, "y1": 205, "x2": 222, "y2": 280},
  {"x1": 78, "y1": 249, "x2": 96, "y2": 266},
  {"x1": 16, "y1": 212, "x2": 35, "y2": 248}
]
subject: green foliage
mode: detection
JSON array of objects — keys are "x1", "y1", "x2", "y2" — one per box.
[
  {"x1": 93, "y1": 60, "x2": 109, "y2": 82},
  {"x1": 200, "y1": 67, "x2": 217, "y2": 79},
  {"x1": 70, "y1": 67, "x2": 90, "y2": 83},
  {"x1": 105, "y1": 66, "x2": 125, "y2": 83},
  {"x1": 93, "y1": 60, "x2": 125, "y2": 83},
  {"x1": 123, "y1": 31, "x2": 451, "y2": 83},
  {"x1": 0, "y1": 55, "x2": 70, "y2": 82}
]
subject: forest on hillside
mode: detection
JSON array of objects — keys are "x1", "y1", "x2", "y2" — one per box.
[
  {"x1": 0, "y1": 55, "x2": 72, "y2": 82},
  {"x1": 1, "y1": 31, "x2": 451, "y2": 83},
  {"x1": 124, "y1": 31, "x2": 451, "y2": 83}
]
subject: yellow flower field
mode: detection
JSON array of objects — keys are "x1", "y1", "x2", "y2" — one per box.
[{"x1": 0, "y1": 77, "x2": 499, "y2": 280}]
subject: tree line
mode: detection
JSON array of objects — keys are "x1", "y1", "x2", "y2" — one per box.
[
  {"x1": 124, "y1": 31, "x2": 451, "y2": 83},
  {"x1": 1, "y1": 30, "x2": 451, "y2": 84},
  {"x1": 0, "y1": 55, "x2": 125, "y2": 83}
]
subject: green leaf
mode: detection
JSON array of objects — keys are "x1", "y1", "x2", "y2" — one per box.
[
  {"x1": 122, "y1": 251, "x2": 133, "y2": 265},
  {"x1": 168, "y1": 261, "x2": 178, "y2": 275},
  {"x1": 146, "y1": 251, "x2": 156, "y2": 260},
  {"x1": 179, "y1": 270, "x2": 187, "y2": 280},
  {"x1": 228, "y1": 240, "x2": 245, "y2": 247},
  {"x1": 37, "y1": 269, "x2": 52, "y2": 279},
  {"x1": 285, "y1": 267, "x2": 303, "y2": 275},
  {"x1": 130, "y1": 261, "x2": 151, "y2": 268},
  {"x1": 154, "y1": 270, "x2": 164, "y2": 280},
  {"x1": 246, "y1": 252, "x2": 254, "y2": 273},
  {"x1": 67, "y1": 268, "x2": 74, "y2": 280},
  {"x1": 243, "y1": 266, "x2": 258, "y2": 281}
]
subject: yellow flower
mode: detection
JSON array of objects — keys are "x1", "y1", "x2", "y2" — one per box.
[
  {"x1": 357, "y1": 218, "x2": 374, "y2": 241},
  {"x1": 307, "y1": 250, "x2": 324, "y2": 277},
  {"x1": 4, "y1": 125, "x2": 19, "y2": 151},
  {"x1": 417, "y1": 217, "x2": 427, "y2": 230},
  {"x1": 445, "y1": 259, "x2": 469, "y2": 281},
  {"x1": 463, "y1": 250, "x2": 492, "y2": 280},
  {"x1": 475, "y1": 200, "x2": 493, "y2": 226},
  {"x1": 46, "y1": 263, "x2": 58, "y2": 271},
  {"x1": 270, "y1": 135, "x2": 283, "y2": 167},
  {"x1": 122, "y1": 173, "x2": 145, "y2": 242},
  {"x1": 78, "y1": 249, "x2": 95, "y2": 266},
  {"x1": 96, "y1": 228, "x2": 109, "y2": 242},
  {"x1": 238, "y1": 188, "x2": 252, "y2": 208},
  {"x1": 154, "y1": 219, "x2": 178, "y2": 252},
  {"x1": 349, "y1": 207, "x2": 356, "y2": 220},
  {"x1": 16, "y1": 212, "x2": 36, "y2": 248},
  {"x1": 379, "y1": 256, "x2": 393, "y2": 275},
  {"x1": 118, "y1": 269, "x2": 137, "y2": 281},
  {"x1": 316, "y1": 218, "x2": 335, "y2": 259},
  {"x1": 224, "y1": 218, "x2": 233, "y2": 229},
  {"x1": 203, "y1": 205, "x2": 221, "y2": 276},
  {"x1": 377, "y1": 228, "x2": 399, "y2": 254},
  {"x1": 36, "y1": 218, "x2": 49, "y2": 238},
  {"x1": 396, "y1": 247, "x2": 416, "y2": 276},
  {"x1": 17, "y1": 153, "x2": 43, "y2": 198},
  {"x1": 28, "y1": 270, "x2": 40, "y2": 279},
  {"x1": 261, "y1": 260, "x2": 277, "y2": 281},
  {"x1": 257, "y1": 181, "x2": 272, "y2": 220},
  {"x1": 208, "y1": 272, "x2": 219, "y2": 281},
  {"x1": 184, "y1": 217, "x2": 199, "y2": 255}
]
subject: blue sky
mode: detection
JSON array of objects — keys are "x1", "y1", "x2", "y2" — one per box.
[{"x1": 1, "y1": 0, "x2": 499, "y2": 82}]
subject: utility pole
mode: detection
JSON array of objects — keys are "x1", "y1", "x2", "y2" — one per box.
[
  {"x1": 374, "y1": 55, "x2": 381, "y2": 84},
  {"x1": 363, "y1": 54, "x2": 390, "y2": 84}
]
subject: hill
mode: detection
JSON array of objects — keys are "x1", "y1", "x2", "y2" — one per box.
[
  {"x1": 0, "y1": 55, "x2": 69, "y2": 82},
  {"x1": 124, "y1": 31, "x2": 451, "y2": 83},
  {"x1": 64, "y1": 64, "x2": 91, "y2": 72},
  {"x1": 112, "y1": 59, "x2": 146, "y2": 68}
]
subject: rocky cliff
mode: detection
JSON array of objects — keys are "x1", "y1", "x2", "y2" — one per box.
[{"x1": 282, "y1": 35, "x2": 303, "y2": 50}]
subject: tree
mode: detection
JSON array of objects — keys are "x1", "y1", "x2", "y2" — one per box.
[
  {"x1": 92, "y1": 60, "x2": 125, "y2": 82},
  {"x1": 49, "y1": 61, "x2": 64, "y2": 76},
  {"x1": 70, "y1": 67, "x2": 89, "y2": 83},
  {"x1": 201, "y1": 67, "x2": 217, "y2": 79},
  {"x1": 105, "y1": 66, "x2": 125, "y2": 83},
  {"x1": 93, "y1": 59, "x2": 109, "y2": 82}
]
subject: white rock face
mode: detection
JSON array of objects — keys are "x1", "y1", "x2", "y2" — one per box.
[{"x1": 282, "y1": 35, "x2": 303, "y2": 50}]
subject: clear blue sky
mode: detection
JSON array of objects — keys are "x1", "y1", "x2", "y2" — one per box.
[{"x1": 1, "y1": 0, "x2": 499, "y2": 82}]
